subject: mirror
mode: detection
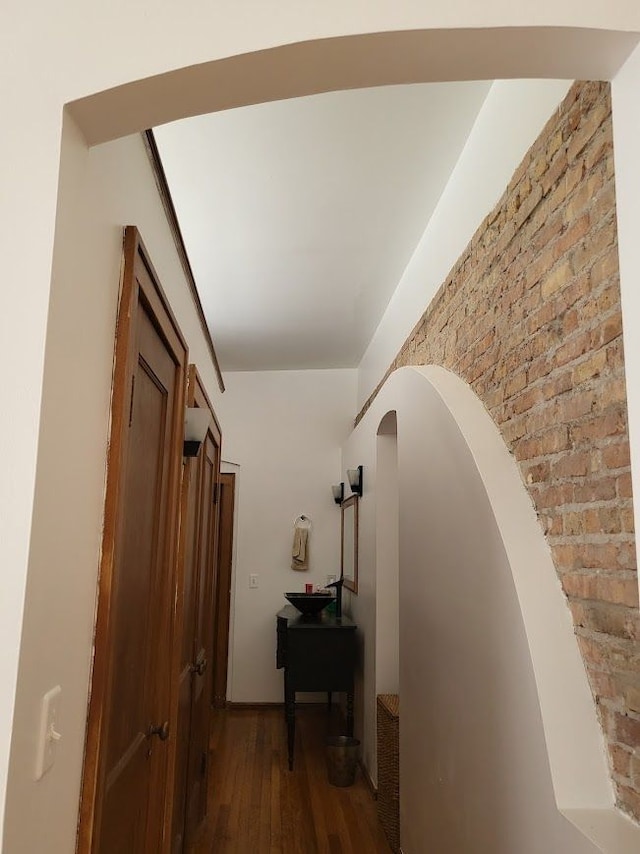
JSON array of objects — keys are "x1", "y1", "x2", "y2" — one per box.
[{"x1": 341, "y1": 495, "x2": 358, "y2": 593}]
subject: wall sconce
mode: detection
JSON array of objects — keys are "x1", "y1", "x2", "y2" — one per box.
[
  {"x1": 347, "y1": 465, "x2": 363, "y2": 496},
  {"x1": 331, "y1": 482, "x2": 344, "y2": 505},
  {"x1": 184, "y1": 407, "x2": 211, "y2": 457}
]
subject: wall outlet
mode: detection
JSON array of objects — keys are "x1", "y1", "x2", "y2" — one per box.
[
  {"x1": 326, "y1": 574, "x2": 336, "y2": 586},
  {"x1": 249, "y1": 573, "x2": 258, "y2": 589}
]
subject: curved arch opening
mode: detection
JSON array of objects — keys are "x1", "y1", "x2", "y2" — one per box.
[
  {"x1": 349, "y1": 365, "x2": 639, "y2": 851},
  {"x1": 67, "y1": 28, "x2": 638, "y2": 146},
  {"x1": 376, "y1": 410, "x2": 399, "y2": 698}
]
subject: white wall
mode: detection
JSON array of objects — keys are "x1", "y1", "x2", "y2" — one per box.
[
  {"x1": 2, "y1": 3, "x2": 640, "y2": 842},
  {"x1": 357, "y1": 78, "x2": 573, "y2": 408},
  {"x1": 344, "y1": 367, "x2": 640, "y2": 852},
  {"x1": 213, "y1": 370, "x2": 356, "y2": 703},
  {"x1": 2, "y1": 115, "x2": 223, "y2": 853}
]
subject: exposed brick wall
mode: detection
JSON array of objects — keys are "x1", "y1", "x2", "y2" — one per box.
[{"x1": 358, "y1": 82, "x2": 640, "y2": 820}]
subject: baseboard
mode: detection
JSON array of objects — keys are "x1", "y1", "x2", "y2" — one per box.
[
  {"x1": 225, "y1": 701, "x2": 284, "y2": 710},
  {"x1": 225, "y1": 701, "x2": 332, "y2": 710},
  {"x1": 359, "y1": 759, "x2": 378, "y2": 799}
]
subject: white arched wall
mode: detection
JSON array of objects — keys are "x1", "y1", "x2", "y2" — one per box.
[
  {"x1": 3, "y1": 7, "x2": 640, "y2": 846},
  {"x1": 375, "y1": 411, "x2": 399, "y2": 700},
  {"x1": 344, "y1": 366, "x2": 640, "y2": 852}
]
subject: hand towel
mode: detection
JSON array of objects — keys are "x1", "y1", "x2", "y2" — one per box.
[{"x1": 291, "y1": 526, "x2": 309, "y2": 571}]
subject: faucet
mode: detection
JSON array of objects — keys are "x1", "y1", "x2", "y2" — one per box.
[{"x1": 326, "y1": 577, "x2": 344, "y2": 619}]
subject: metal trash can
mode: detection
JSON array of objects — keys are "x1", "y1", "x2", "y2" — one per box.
[{"x1": 326, "y1": 735, "x2": 360, "y2": 787}]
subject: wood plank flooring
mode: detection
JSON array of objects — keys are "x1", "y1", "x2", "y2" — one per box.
[{"x1": 192, "y1": 706, "x2": 392, "y2": 854}]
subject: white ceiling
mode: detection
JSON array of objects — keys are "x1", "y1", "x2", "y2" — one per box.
[{"x1": 154, "y1": 81, "x2": 491, "y2": 372}]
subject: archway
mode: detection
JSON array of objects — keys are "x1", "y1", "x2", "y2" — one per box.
[
  {"x1": 375, "y1": 410, "x2": 399, "y2": 698},
  {"x1": 346, "y1": 365, "x2": 639, "y2": 851}
]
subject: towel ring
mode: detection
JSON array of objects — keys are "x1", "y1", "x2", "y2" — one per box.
[{"x1": 294, "y1": 514, "x2": 312, "y2": 529}]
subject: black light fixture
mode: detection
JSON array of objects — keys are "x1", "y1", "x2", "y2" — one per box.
[
  {"x1": 183, "y1": 407, "x2": 211, "y2": 457},
  {"x1": 331, "y1": 482, "x2": 344, "y2": 505},
  {"x1": 347, "y1": 465, "x2": 363, "y2": 496}
]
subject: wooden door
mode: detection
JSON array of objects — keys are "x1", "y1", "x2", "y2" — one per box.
[
  {"x1": 171, "y1": 369, "x2": 221, "y2": 853},
  {"x1": 79, "y1": 228, "x2": 187, "y2": 853},
  {"x1": 212, "y1": 472, "x2": 235, "y2": 708}
]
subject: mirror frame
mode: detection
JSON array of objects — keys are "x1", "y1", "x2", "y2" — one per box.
[{"x1": 340, "y1": 494, "x2": 359, "y2": 594}]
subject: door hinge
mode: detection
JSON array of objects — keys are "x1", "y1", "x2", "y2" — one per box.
[{"x1": 213, "y1": 481, "x2": 222, "y2": 505}]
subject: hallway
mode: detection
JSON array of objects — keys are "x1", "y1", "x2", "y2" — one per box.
[{"x1": 192, "y1": 707, "x2": 391, "y2": 853}]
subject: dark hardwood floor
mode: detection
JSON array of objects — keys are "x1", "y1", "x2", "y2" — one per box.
[{"x1": 192, "y1": 706, "x2": 392, "y2": 854}]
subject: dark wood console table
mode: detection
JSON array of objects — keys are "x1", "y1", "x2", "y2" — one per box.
[{"x1": 276, "y1": 606, "x2": 357, "y2": 770}]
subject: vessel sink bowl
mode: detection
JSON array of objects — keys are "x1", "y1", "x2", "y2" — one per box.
[{"x1": 285, "y1": 592, "x2": 333, "y2": 616}]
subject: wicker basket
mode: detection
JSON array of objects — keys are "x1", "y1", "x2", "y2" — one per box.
[{"x1": 377, "y1": 694, "x2": 399, "y2": 853}]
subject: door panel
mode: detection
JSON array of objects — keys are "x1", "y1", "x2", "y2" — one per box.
[
  {"x1": 100, "y1": 307, "x2": 177, "y2": 852},
  {"x1": 172, "y1": 458, "x2": 200, "y2": 854},
  {"x1": 212, "y1": 473, "x2": 235, "y2": 708},
  {"x1": 171, "y1": 368, "x2": 222, "y2": 853},
  {"x1": 79, "y1": 228, "x2": 188, "y2": 854},
  {"x1": 185, "y1": 430, "x2": 219, "y2": 840}
]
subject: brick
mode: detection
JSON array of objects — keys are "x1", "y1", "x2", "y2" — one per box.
[
  {"x1": 572, "y1": 350, "x2": 608, "y2": 385},
  {"x1": 592, "y1": 312, "x2": 623, "y2": 349},
  {"x1": 554, "y1": 544, "x2": 580, "y2": 570},
  {"x1": 627, "y1": 686, "x2": 640, "y2": 714},
  {"x1": 574, "y1": 600, "x2": 640, "y2": 640},
  {"x1": 621, "y1": 508, "x2": 635, "y2": 534},
  {"x1": 554, "y1": 209, "x2": 592, "y2": 258},
  {"x1": 610, "y1": 745, "x2": 632, "y2": 778},
  {"x1": 619, "y1": 786, "x2": 640, "y2": 821},
  {"x1": 602, "y1": 442, "x2": 631, "y2": 470},
  {"x1": 581, "y1": 543, "x2": 619, "y2": 570},
  {"x1": 560, "y1": 572, "x2": 639, "y2": 607},
  {"x1": 551, "y1": 451, "x2": 592, "y2": 479},
  {"x1": 556, "y1": 271, "x2": 591, "y2": 311},
  {"x1": 585, "y1": 666, "x2": 617, "y2": 698},
  {"x1": 584, "y1": 507, "x2": 623, "y2": 535},
  {"x1": 617, "y1": 473, "x2": 633, "y2": 499},
  {"x1": 539, "y1": 373, "x2": 572, "y2": 403},
  {"x1": 579, "y1": 635, "x2": 640, "y2": 674},
  {"x1": 613, "y1": 713, "x2": 640, "y2": 746},
  {"x1": 572, "y1": 220, "x2": 616, "y2": 274},
  {"x1": 555, "y1": 330, "x2": 594, "y2": 369},
  {"x1": 531, "y1": 486, "x2": 570, "y2": 514},
  {"x1": 589, "y1": 183, "x2": 616, "y2": 224},
  {"x1": 511, "y1": 387, "x2": 544, "y2": 416},
  {"x1": 516, "y1": 426, "x2": 571, "y2": 460},
  {"x1": 570, "y1": 408, "x2": 626, "y2": 445},
  {"x1": 573, "y1": 478, "x2": 617, "y2": 503},
  {"x1": 598, "y1": 376, "x2": 629, "y2": 410},
  {"x1": 563, "y1": 171, "x2": 605, "y2": 224},
  {"x1": 567, "y1": 99, "x2": 610, "y2": 163},
  {"x1": 591, "y1": 245, "x2": 620, "y2": 286},
  {"x1": 546, "y1": 129, "x2": 564, "y2": 160},
  {"x1": 541, "y1": 260, "x2": 573, "y2": 300},
  {"x1": 504, "y1": 369, "x2": 527, "y2": 399},
  {"x1": 584, "y1": 129, "x2": 614, "y2": 173},
  {"x1": 555, "y1": 390, "x2": 596, "y2": 422}
]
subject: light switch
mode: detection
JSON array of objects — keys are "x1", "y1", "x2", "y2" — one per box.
[
  {"x1": 35, "y1": 685, "x2": 62, "y2": 781},
  {"x1": 249, "y1": 574, "x2": 258, "y2": 589}
]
